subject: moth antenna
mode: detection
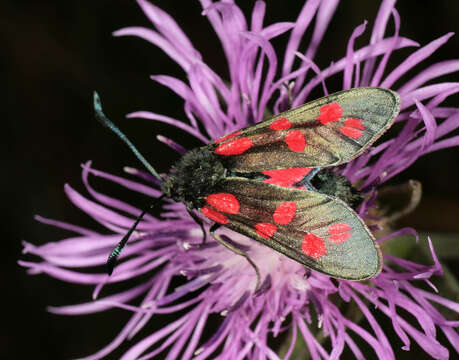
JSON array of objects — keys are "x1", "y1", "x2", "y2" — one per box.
[
  {"x1": 93, "y1": 91, "x2": 163, "y2": 182},
  {"x1": 107, "y1": 195, "x2": 166, "y2": 275}
]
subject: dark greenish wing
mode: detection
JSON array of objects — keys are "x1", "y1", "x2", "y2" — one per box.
[
  {"x1": 212, "y1": 87, "x2": 400, "y2": 172},
  {"x1": 205, "y1": 178, "x2": 382, "y2": 280}
]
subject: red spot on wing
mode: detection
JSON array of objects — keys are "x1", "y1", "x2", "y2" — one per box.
[
  {"x1": 316, "y1": 103, "x2": 343, "y2": 125},
  {"x1": 262, "y1": 168, "x2": 312, "y2": 187},
  {"x1": 201, "y1": 206, "x2": 228, "y2": 224},
  {"x1": 214, "y1": 130, "x2": 242, "y2": 144},
  {"x1": 328, "y1": 223, "x2": 352, "y2": 243},
  {"x1": 285, "y1": 130, "x2": 306, "y2": 152},
  {"x1": 273, "y1": 202, "x2": 297, "y2": 225},
  {"x1": 206, "y1": 193, "x2": 240, "y2": 214},
  {"x1": 340, "y1": 127, "x2": 363, "y2": 138},
  {"x1": 215, "y1": 137, "x2": 253, "y2": 155},
  {"x1": 270, "y1": 117, "x2": 292, "y2": 130},
  {"x1": 340, "y1": 118, "x2": 366, "y2": 139},
  {"x1": 255, "y1": 222, "x2": 277, "y2": 239},
  {"x1": 344, "y1": 118, "x2": 365, "y2": 129},
  {"x1": 301, "y1": 233, "x2": 326, "y2": 259}
]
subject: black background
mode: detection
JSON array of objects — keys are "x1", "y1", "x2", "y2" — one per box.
[{"x1": 3, "y1": 1, "x2": 459, "y2": 359}]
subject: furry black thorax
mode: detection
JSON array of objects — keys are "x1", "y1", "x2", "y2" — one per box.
[{"x1": 162, "y1": 148, "x2": 227, "y2": 210}]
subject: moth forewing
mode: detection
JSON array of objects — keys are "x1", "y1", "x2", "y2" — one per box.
[{"x1": 213, "y1": 87, "x2": 400, "y2": 172}]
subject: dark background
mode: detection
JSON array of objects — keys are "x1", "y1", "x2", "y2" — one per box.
[{"x1": 3, "y1": 1, "x2": 459, "y2": 359}]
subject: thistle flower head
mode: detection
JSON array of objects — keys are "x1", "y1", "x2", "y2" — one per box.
[{"x1": 21, "y1": 1, "x2": 459, "y2": 359}]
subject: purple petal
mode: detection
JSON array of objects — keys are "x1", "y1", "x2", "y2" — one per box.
[
  {"x1": 282, "y1": 0, "x2": 321, "y2": 76},
  {"x1": 292, "y1": 0, "x2": 339, "y2": 94},
  {"x1": 239, "y1": 32, "x2": 277, "y2": 123},
  {"x1": 34, "y1": 215, "x2": 99, "y2": 236},
  {"x1": 381, "y1": 33, "x2": 455, "y2": 88},
  {"x1": 294, "y1": 36, "x2": 418, "y2": 106},
  {"x1": 81, "y1": 162, "x2": 156, "y2": 221},
  {"x1": 114, "y1": 27, "x2": 193, "y2": 71},
  {"x1": 156, "y1": 135, "x2": 187, "y2": 154},
  {"x1": 361, "y1": 0, "x2": 397, "y2": 85},
  {"x1": 370, "y1": 9, "x2": 401, "y2": 86},
  {"x1": 250, "y1": 1, "x2": 265, "y2": 33},
  {"x1": 120, "y1": 315, "x2": 189, "y2": 360},
  {"x1": 127, "y1": 111, "x2": 210, "y2": 143},
  {"x1": 136, "y1": 0, "x2": 200, "y2": 60},
  {"x1": 297, "y1": 317, "x2": 328, "y2": 360},
  {"x1": 260, "y1": 22, "x2": 295, "y2": 40},
  {"x1": 398, "y1": 60, "x2": 459, "y2": 95},
  {"x1": 82, "y1": 162, "x2": 160, "y2": 197},
  {"x1": 343, "y1": 21, "x2": 367, "y2": 90},
  {"x1": 48, "y1": 279, "x2": 155, "y2": 315},
  {"x1": 64, "y1": 184, "x2": 153, "y2": 230},
  {"x1": 201, "y1": 1, "x2": 247, "y2": 87}
]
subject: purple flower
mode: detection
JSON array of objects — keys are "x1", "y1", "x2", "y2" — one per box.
[{"x1": 21, "y1": 1, "x2": 459, "y2": 359}]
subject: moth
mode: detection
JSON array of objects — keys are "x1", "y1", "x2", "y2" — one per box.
[{"x1": 94, "y1": 87, "x2": 400, "y2": 289}]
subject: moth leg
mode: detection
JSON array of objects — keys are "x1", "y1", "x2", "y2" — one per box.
[
  {"x1": 187, "y1": 208, "x2": 207, "y2": 244},
  {"x1": 210, "y1": 223, "x2": 261, "y2": 291}
]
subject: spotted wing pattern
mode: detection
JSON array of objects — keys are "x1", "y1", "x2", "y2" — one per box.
[
  {"x1": 200, "y1": 178, "x2": 382, "y2": 280},
  {"x1": 212, "y1": 87, "x2": 400, "y2": 172}
]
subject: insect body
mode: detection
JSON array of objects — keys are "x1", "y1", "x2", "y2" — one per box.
[{"x1": 95, "y1": 87, "x2": 400, "y2": 287}]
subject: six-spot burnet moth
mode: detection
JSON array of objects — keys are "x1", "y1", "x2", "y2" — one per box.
[{"x1": 94, "y1": 87, "x2": 401, "y2": 290}]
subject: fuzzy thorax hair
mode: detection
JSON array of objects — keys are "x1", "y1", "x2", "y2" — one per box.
[{"x1": 162, "y1": 148, "x2": 226, "y2": 209}]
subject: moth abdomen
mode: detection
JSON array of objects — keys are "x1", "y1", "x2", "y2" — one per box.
[{"x1": 309, "y1": 169, "x2": 364, "y2": 209}]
